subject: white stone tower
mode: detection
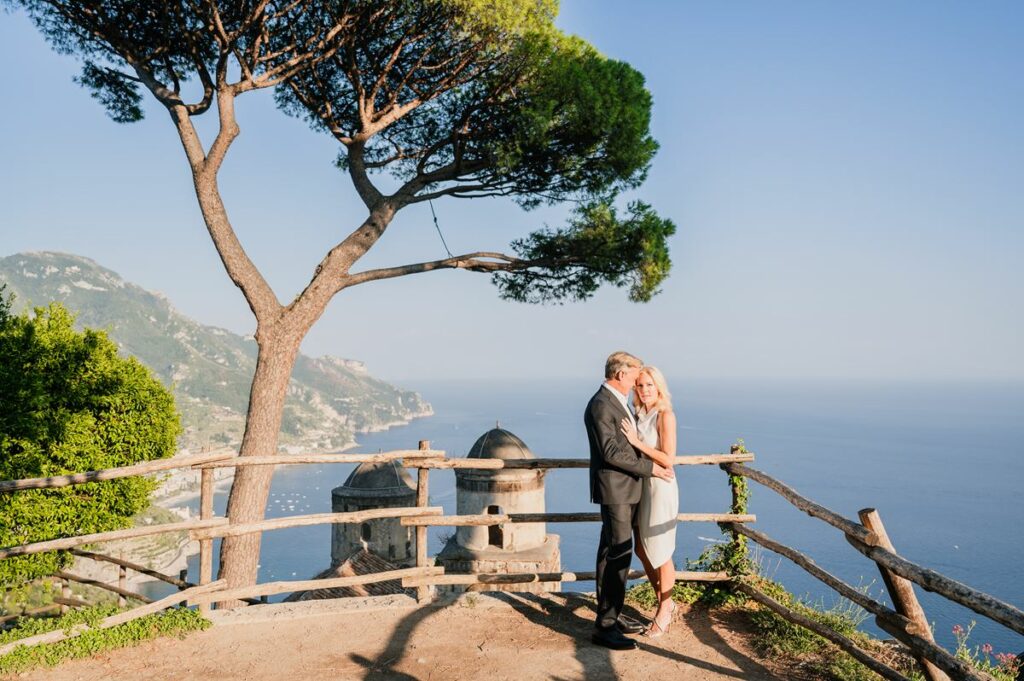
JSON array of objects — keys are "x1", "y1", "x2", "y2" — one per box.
[
  {"x1": 437, "y1": 427, "x2": 561, "y2": 593},
  {"x1": 331, "y1": 460, "x2": 416, "y2": 566}
]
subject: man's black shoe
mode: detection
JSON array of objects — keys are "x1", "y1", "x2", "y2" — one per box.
[
  {"x1": 591, "y1": 627, "x2": 638, "y2": 650},
  {"x1": 615, "y1": 616, "x2": 645, "y2": 635}
]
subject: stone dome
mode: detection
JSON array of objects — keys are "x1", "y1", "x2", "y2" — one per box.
[
  {"x1": 457, "y1": 427, "x2": 544, "y2": 490},
  {"x1": 467, "y1": 428, "x2": 535, "y2": 460},
  {"x1": 334, "y1": 460, "x2": 416, "y2": 499}
]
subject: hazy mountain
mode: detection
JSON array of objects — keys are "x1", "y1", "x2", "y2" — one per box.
[{"x1": 0, "y1": 252, "x2": 432, "y2": 451}]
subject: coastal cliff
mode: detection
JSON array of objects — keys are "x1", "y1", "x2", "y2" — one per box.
[{"x1": 0, "y1": 252, "x2": 432, "y2": 452}]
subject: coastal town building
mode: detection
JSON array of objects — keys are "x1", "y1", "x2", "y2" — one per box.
[
  {"x1": 290, "y1": 428, "x2": 560, "y2": 601},
  {"x1": 437, "y1": 427, "x2": 561, "y2": 594},
  {"x1": 287, "y1": 461, "x2": 415, "y2": 601},
  {"x1": 330, "y1": 460, "x2": 417, "y2": 566}
]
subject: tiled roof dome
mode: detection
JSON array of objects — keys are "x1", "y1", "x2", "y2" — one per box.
[
  {"x1": 336, "y1": 460, "x2": 416, "y2": 498},
  {"x1": 467, "y1": 428, "x2": 535, "y2": 460}
]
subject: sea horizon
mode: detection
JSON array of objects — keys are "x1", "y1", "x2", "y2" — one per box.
[{"x1": 153, "y1": 376, "x2": 1024, "y2": 654}]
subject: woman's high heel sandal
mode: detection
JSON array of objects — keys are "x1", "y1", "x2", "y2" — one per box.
[{"x1": 646, "y1": 598, "x2": 675, "y2": 638}]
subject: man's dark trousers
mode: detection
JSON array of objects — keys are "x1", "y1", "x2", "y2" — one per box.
[{"x1": 595, "y1": 502, "x2": 639, "y2": 630}]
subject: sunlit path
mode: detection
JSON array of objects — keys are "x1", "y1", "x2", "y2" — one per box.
[{"x1": 14, "y1": 594, "x2": 784, "y2": 681}]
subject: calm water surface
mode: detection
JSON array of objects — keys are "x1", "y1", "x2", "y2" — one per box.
[{"x1": 156, "y1": 378, "x2": 1024, "y2": 654}]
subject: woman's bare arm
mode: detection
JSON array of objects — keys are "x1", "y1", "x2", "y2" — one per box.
[
  {"x1": 620, "y1": 413, "x2": 675, "y2": 469},
  {"x1": 657, "y1": 410, "x2": 677, "y2": 459}
]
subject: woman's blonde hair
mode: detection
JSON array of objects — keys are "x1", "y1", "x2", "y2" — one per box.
[{"x1": 632, "y1": 365, "x2": 673, "y2": 414}]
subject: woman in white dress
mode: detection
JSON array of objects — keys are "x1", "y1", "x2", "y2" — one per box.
[{"x1": 620, "y1": 366, "x2": 678, "y2": 637}]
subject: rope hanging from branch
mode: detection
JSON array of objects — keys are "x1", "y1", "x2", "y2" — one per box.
[{"x1": 428, "y1": 199, "x2": 454, "y2": 258}]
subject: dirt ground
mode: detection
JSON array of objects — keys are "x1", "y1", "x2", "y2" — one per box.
[{"x1": 8, "y1": 592, "x2": 790, "y2": 681}]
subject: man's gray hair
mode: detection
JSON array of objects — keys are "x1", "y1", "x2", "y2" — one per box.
[{"x1": 605, "y1": 351, "x2": 643, "y2": 380}]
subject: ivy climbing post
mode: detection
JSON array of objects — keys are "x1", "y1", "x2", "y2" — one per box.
[{"x1": 721, "y1": 443, "x2": 753, "y2": 579}]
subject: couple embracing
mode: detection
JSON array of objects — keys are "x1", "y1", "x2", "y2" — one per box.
[{"x1": 586, "y1": 351, "x2": 679, "y2": 651}]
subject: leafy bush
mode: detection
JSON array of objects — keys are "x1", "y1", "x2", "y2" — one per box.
[
  {"x1": 625, "y1": 572, "x2": 732, "y2": 609},
  {"x1": 0, "y1": 604, "x2": 209, "y2": 674},
  {"x1": 0, "y1": 291, "x2": 181, "y2": 584}
]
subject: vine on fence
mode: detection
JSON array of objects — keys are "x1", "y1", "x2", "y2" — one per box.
[
  {"x1": 628, "y1": 440, "x2": 754, "y2": 608},
  {"x1": 677, "y1": 440, "x2": 753, "y2": 605},
  {"x1": 721, "y1": 439, "x2": 753, "y2": 578}
]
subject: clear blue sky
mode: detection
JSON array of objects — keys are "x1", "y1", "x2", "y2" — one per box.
[{"x1": 1, "y1": 1, "x2": 1021, "y2": 382}]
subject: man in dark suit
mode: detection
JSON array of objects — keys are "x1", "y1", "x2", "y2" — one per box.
[{"x1": 586, "y1": 351, "x2": 674, "y2": 650}]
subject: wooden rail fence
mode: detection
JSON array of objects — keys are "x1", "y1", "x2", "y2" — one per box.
[
  {"x1": 0, "y1": 443, "x2": 1019, "y2": 681},
  {"x1": 721, "y1": 458, "x2": 1024, "y2": 681},
  {"x1": 0, "y1": 445, "x2": 750, "y2": 649}
]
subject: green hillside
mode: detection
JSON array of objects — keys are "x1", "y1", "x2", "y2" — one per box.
[{"x1": 0, "y1": 252, "x2": 431, "y2": 451}]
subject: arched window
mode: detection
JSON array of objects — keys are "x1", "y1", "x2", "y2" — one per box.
[
  {"x1": 361, "y1": 522, "x2": 372, "y2": 542},
  {"x1": 487, "y1": 505, "x2": 503, "y2": 548}
]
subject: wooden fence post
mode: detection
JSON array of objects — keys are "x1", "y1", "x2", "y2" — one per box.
[
  {"x1": 727, "y1": 445, "x2": 743, "y2": 541},
  {"x1": 859, "y1": 508, "x2": 950, "y2": 681},
  {"x1": 721, "y1": 444, "x2": 751, "y2": 577},
  {"x1": 117, "y1": 551, "x2": 127, "y2": 608},
  {"x1": 60, "y1": 578, "x2": 71, "y2": 614},
  {"x1": 415, "y1": 440, "x2": 431, "y2": 604},
  {"x1": 199, "y1": 467, "x2": 214, "y2": 615},
  {"x1": 50, "y1": 576, "x2": 63, "y2": 614}
]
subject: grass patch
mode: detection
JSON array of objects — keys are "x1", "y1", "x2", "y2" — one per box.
[
  {"x1": 625, "y1": 577, "x2": 736, "y2": 609},
  {"x1": 626, "y1": 569, "x2": 891, "y2": 680},
  {"x1": 744, "y1": 580, "x2": 1023, "y2": 680},
  {"x1": 744, "y1": 576, "x2": 885, "y2": 680},
  {"x1": 0, "y1": 604, "x2": 209, "y2": 674}
]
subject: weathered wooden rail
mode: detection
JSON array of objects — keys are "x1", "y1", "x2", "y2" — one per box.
[
  {"x1": 721, "y1": 459, "x2": 1023, "y2": 681},
  {"x1": 180, "y1": 444, "x2": 755, "y2": 608},
  {"x1": 0, "y1": 445, "x2": 751, "y2": 646},
  {"x1": 0, "y1": 444, "x2": 1019, "y2": 681}
]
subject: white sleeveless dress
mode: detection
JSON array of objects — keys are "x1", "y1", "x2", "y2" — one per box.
[{"x1": 637, "y1": 409, "x2": 679, "y2": 567}]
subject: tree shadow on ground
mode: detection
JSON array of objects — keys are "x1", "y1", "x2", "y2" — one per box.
[
  {"x1": 490, "y1": 591, "x2": 614, "y2": 681},
  {"x1": 344, "y1": 590, "x2": 616, "y2": 680},
  {"x1": 343, "y1": 590, "x2": 779, "y2": 681},
  {"x1": 347, "y1": 601, "x2": 437, "y2": 681},
  {"x1": 343, "y1": 592, "x2": 610, "y2": 681}
]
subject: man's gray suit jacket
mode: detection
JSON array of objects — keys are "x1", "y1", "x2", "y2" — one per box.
[{"x1": 585, "y1": 386, "x2": 654, "y2": 505}]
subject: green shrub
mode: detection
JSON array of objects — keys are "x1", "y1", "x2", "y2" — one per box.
[
  {"x1": 0, "y1": 604, "x2": 209, "y2": 674},
  {"x1": 625, "y1": 576, "x2": 728, "y2": 609},
  {"x1": 0, "y1": 292, "x2": 182, "y2": 585}
]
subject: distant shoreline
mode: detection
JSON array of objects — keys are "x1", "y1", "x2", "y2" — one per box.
[{"x1": 152, "y1": 406, "x2": 435, "y2": 506}]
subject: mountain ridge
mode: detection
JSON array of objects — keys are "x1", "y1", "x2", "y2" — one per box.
[{"x1": 0, "y1": 251, "x2": 432, "y2": 451}]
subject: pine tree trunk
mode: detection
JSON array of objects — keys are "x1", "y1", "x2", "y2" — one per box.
[
  {"x1": 171, "y1": 101, "x2": 391, "y2": 607},
  {"x1": 215, "y1": 329, "x2": 301, "y2": 606}
]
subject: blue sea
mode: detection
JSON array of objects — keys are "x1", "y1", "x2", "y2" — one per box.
[{"x1": 152, "y1": 378, "x2": 1024, "y2": 655}]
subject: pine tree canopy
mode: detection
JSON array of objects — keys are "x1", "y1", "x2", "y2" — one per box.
[{"x1": 9, "y1": 0, "x2": 675, "y2": 303}]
